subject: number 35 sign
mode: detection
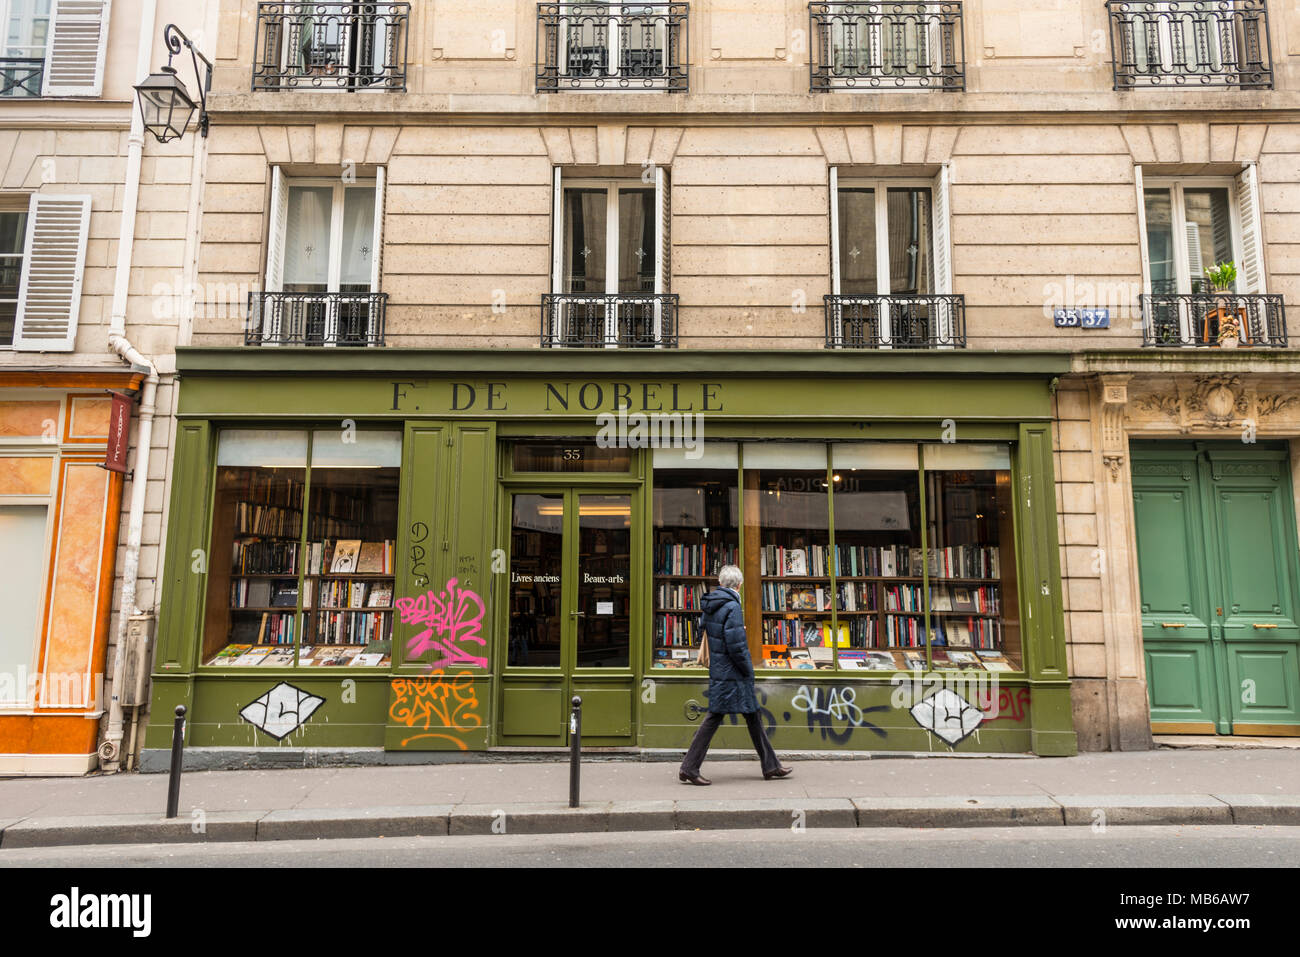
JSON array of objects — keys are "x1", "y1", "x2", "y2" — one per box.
[{"x1": 1054, "y1": 308, "x2": 1110, "y2": 329}]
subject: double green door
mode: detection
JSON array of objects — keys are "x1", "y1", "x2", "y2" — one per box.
[{"x1": 1132, "y1": 441, "x2": 1300, "y2": 735}]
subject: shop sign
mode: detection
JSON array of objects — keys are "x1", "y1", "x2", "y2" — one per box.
[
  {"x1": 101, "y1": 390, "x2": 133, "y2": 474},
  {"x1": 391, "y1": 379, "x2": 725, "y2": 414}
]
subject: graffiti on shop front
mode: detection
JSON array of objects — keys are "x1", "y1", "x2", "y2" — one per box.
[
  {"x1": 239, "y1": 682, "x2": 325, "y2": 740},
  {"x1": 909, "y1": 687, "x2": 985, "y2": 745},
  {"x1": 408, "y1": 521, "x2": 431, "y2": 590},
  {"x1": 788, "y1": 684, "x2": 889, "y2": 745},
  {"x1": 396, "y1": 578, "x2": 488, "y2": 670},
  {"x1": 993, "y1": 686, "x2": 1031, "y2": 723},
  {"x1": 701, "y1": 684, "x2": 889, "y2": 744},
  {"x1": 389, "y1": 671, "x2": 482, "y2": 749}
]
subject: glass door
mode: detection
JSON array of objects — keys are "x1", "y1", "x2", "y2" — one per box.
[{"x1": 501, "y1": 488, "x2": 636, "y2": 744}]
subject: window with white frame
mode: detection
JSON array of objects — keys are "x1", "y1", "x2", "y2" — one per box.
[
  {"x1": 1, "y1": 0, "x2": 109, "y2": 97},
  {"x1": 267, "y1": 2, "x2": 402, "y2": 90},
  {"x1": 259, "y1": 168, "x2": 385, "y2": 346},
  {"x1": 1138, "y1": 171, "x2": 1266, "y2": 295},
  {"x1": 828, "y1": 167, "x2": 954, "y2": 346},
  {"x1": 548, "y1": 167, "x2": 671, "y2": 346},
  {"x1": 0, "y1": 205, "x2": 26, "y2": 345},
  {"x1": 0, "y1": 501, "x2": 49, "y2": 706}
]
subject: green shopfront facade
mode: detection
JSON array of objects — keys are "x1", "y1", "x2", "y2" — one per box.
[{"x1": 145, "y1": 350, "x2": 1078, "y2": 758}]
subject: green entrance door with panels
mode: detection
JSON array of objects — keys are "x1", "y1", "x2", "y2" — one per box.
[
  {"x1": 499, "y1": 488, "x2": 638, "y2": 746},
  {"x1": 1132, "y1": 442, "x2": 1300, "y2": 736}
]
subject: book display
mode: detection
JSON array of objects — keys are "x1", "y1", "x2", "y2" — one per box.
[
  {"x1": 508, "y1": 493, "x2": 564, "y2": 667},
  {"x1": 202, "y1": 429, "x2": 400, "y2": 668},
  {"x1": 651, "y1": 451, "x2": 740, "y2": 668}
]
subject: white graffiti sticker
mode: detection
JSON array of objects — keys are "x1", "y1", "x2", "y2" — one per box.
[
  {"x1": 240, "y1": 682, "x2": 325, "y2": 740},
  {"x1": 909, "y1": 687, "x2": 984, "y2": 745}
]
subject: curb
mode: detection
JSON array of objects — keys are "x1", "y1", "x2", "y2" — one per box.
[{"x1": 2, "y1": 793, "x2": 1297, "y2": 848}]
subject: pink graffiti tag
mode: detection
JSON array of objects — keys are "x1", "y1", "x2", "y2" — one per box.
[{"x1": 395, "y1": 578, "x2": 488, "y2": 669}]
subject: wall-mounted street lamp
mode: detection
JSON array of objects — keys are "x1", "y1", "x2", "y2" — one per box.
[{"x1": 134, "y1": 24, "x2": 213, "y2": 144}]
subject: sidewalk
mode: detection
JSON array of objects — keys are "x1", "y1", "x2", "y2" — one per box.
[{"x1": 1, "y1": 750, "x2": 1297, "y2": 848}]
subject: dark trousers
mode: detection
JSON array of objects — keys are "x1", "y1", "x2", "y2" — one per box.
[{"x1": 680, "y1": 711, "x2": 782, "y2": 776}]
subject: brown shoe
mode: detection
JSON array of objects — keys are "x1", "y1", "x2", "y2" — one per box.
[
  {"x1": 679, "y1": 770, "x2": 712, "y2": 786},
  {"x1": 763, "y1": 766, "x2": 793, "y2": 780}
]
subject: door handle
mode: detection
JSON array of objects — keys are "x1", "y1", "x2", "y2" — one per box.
[
  {"x1": 570, "y1": 611, "x2": 586, "y2": 618},
  {"x1": 1160, "y1": 622, "x2": 1186, "y2": 628},
  {"x1": 1253, "y1": 623, "x2": 1278, "y2": 629}
]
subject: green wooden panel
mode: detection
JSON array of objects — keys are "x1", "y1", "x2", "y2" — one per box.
[
  {"x1": 1146, "y1": 643, "x2": 1217, "y2": 719},
  {"x1": 385, "y1": 675, "x2": 491, "y2": 751},
  {"x1": 501, "y1": 684, "x2": 565, "y2": 739},
  {"x1": 393, "y1": 422, "x2": 449, "y2": 671},
  {"x1": 1228, "y1": 646, "x2": 1300, "y2": 725},
  {"x1": 183, "y1": 676, "x2": 390, "y2": 747},
  {"x1": 570, "y1": 684, "x2": 633, "y2": 738},
  {"x1": 444, "y1": 422, "x2": 497, "y2": 611},
  {"x1": 153, "y1": 421, "x2": 212, "y2": 674}
]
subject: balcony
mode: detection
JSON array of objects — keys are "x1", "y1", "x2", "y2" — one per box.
[
  {"x1": 537, "y1": 3, "x2": 689, "y2": 93},
  {"x1": 1141, "y1": 292, "x2": 1286, "y2": 348},
  {"x1": 825, "y1": 294, "x2": 966, "y2": 348},
  {"x1": 252, "y1": 2, "x2": 410, "y2": 92},
  {"x1": 810, "y1": 2, "x2": 965, "y2": 92},
  {"x1": 0, "y1": 57, "x2": 43, "y2": 97},
  {"x1": 541, "y1": 294, "x2": 678, "y2": 347},
  {"x1": 1106, "y1": 0, "x2": 1272, "y2": 90},
  {"x1": 246, "y1": 292, "x2": 387, "y2": 346}
]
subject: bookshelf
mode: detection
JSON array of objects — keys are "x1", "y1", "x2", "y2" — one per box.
[
  {"x1": 204, "y1": 461, "x2": 398, "y2": 668},
  {"x1": 652, "y1": 470, "x2": 737, "y2": 668}
]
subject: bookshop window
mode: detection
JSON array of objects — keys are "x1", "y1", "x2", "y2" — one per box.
[
  {"x1": 923, "y1": 443, "x2": 1020, "y2": 673},
  {"x1": 742, "y1": 443, "x2": 834, "y2": 671},
  {"x1": 204, "y1": 429, "x2": 400, "y2": 669},
  {"x1": 651, "y1": 444, "x2": 739, "y2": 669},
  {"x1": 830, "y1": 443, "x2": 925, "y2": 672},
  {"x1": 509, "y1": 494, "x2": 564, "y2": 667}
]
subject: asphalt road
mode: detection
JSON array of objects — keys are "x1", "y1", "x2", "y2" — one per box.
[{"x1": 3, "y1": 826, "x2": 1297, "y2": 867}]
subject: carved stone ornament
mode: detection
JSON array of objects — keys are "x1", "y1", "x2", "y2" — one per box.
[{"x1": 1103, "y1": 453, "x2": 1125, "y2": 482}]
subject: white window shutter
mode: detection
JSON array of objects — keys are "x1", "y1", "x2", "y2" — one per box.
[
  {"x1": 932, "y1": 164, "x2": 952, "y2": 295},
  {"x1": 551, "y1": 166, "x2": 563, "y2": 293},
  {"x1": 13, "y1": 194, "x2": 91, "y2": 352},
  {"x1": 829, "y1": 166, "x2": 840, "y2": 296},
  {"x1": 1236, "y1": 163, "x2": 1267, "y2": 294},
  {"x1": 370, "y1": 166, "x2": 386, "y2": 292},
  {"x1": 1134, "y1": 165, "x2": 1151, "y2": 295},
  {"x1": 654, "y1": 165, "x2": 670, "y2": 294},
  {"x1": 41, "y1": 0, "x2": 111, "y2": 97},
  {"x1": 265, "y1": 166, "x2": 288, "y2": 292}
]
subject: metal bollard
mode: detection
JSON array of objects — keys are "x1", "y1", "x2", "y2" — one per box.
[
  {"x1": 568, "y1": 695, "x2": 582, "y2": 808},
  {"x1": 166, "y1": 704, "x2": 186, "y2": 819}
]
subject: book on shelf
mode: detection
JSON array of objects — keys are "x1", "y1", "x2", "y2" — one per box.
[
  {"x1": 329, "y1": 539, "x2": 362, "y2": 573},
  {"x1": 256, "y1": 612, "x2": 297, "y2": 645},
  {"x1": 903, "y1": 651, "x2": 928, "y2": 671},
  {"x1": 657, "y1": 582, "x2": 705, "y2": 611},
  {"x1": 232, "y1": 540, "x2": 299, "y2": 575},
  {"x1": 830, "y1": 544, "x2": 1001, "y2": 579},
  {"x1": 368, "y1": 585, "x2": 393, "y2": 608},
  {"x1": 356, "y1": 541, "x2": 392, "y2": 574},
  {"x1": 837, "y1": 649, "x2": 868, "y2": 670},
  {"x1": 315, "y1": 609, "x2": 391, "y2": 645},
  {"x1": 231, "y1": 647, "x2": 273, "y2": 667},
  {"x1": 261, "y1": 649, "x2": 296, "y2": 667},
  {"x1": 212, "y1": 643, "x2": 251, "y2": 663},
  {"x1": 297, "y1": 645, "x2": 315, "y2": 662},
  {"x1": 758, "y1": 545, "x2": 828, "y2": 578},
  {"x1": 947, "y1": 650, "x2": 983, "y2": 669},
  {"x1": 270, "y1": 584, "x2": 298, "y2": 608},
  {"x1": 809, "y1": 646, "x2": 834, "y2": 663},
  {"x1": 654, "y1": 541, "x2": 739, "y2": 577},
  {"x1": 349, "y1": 652, "x2": 385, "y2": 667},
  {"x1": 979, "y1": 656, "x2": 1016, "y2": 672},
  {"x1": 864, "y1": 651, "x2": 897, "y2": 671},
  {"x1": 948, "y1": 621, "x2": 973, "y2": 648},
  {"x1": 789, "y1": 658, "x2": 816, "y2": 670}
]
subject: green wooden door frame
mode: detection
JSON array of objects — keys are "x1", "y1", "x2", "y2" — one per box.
[
  {"x1": 1133, "y1": 440, "x2": 1300, "y2": 736},
  {"x1": 495, "y1": 482, "x2": 643, "y2": 746}
]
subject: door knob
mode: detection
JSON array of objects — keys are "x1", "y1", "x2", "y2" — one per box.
[
  {"x1": 1253, "y1": 623, "x2": 1278, "y2": 629},
  {"x1": 570, "y1": 611, "x2": 586, "y2": 618},
  {"x1": 1160, "y1": 622, "x2": 1186, "y2": 628}
]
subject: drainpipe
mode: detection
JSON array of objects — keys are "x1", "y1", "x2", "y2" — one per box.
[{"x1": 99, "y1": 0, "x2": 160, "y2": 771}]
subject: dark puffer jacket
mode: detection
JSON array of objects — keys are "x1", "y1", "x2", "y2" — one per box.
[{"x1": 700, "y1": 588, "x2": 758, "y2": 714}]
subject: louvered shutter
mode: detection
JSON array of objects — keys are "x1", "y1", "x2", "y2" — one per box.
[
  {"x1": 654, "y1": 165, "x2": 670, "y2": 294},
  {"x1": 551, "y1": 166, "x2": 563, "y2": 293},
  {"x1": 1134, "y1": 165, "x2": 1151, "y2": 294},
  {"x1": 265, "y1": 167, "x2": 288, "y2": 292},
  {"x1": 41, "y1": 0, "x2": 111, "y2": 97},
  {"x1": 829, "y1": 166, "x2": 840, "y2": 295},
  {"x1": 13, "y1": 194, "x2": 91, "y2": 352},
  {"x1": 932, "y1": 164, "x2": 952, "y2": 295},
  {"x1": 370, "y1": 167, "x2": 386, "y2": 291},
  {"x1": 1236, "y1": 163, "x2": 1267, "y2": 294}
]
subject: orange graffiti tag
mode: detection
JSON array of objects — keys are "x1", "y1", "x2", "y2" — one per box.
[{"x1": 389, "y1": 671, "x2": 482, "y2": 749}]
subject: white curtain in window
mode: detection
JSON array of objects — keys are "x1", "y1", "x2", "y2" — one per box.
[
  {"x1": 283, "y1": 186, "x2": 332, "y2": 287},
  {"x1": 0, "y1": 504, "x2": 47, "y2": 704},
  {"x1": 340, "y1": 188, "x2": 376, "y2": 288}
]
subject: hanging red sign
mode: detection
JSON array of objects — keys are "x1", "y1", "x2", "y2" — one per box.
[{"x1": 102, "y1": 390, "x2": 133, "y2": 474}]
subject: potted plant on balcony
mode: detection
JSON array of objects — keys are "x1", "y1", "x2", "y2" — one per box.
[{"x1": 1202, "y1": 261, "x2": 1249, "y2": 347}]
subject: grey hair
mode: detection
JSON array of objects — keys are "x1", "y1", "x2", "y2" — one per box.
[{"x1": 718, "y1": 564, "x2": 744, "y2": 589}]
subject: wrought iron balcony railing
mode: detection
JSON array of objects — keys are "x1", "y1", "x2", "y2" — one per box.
[
  {"x1": 247, "y1": 291, "x2": 387, "y2": 346},
  {"x1": 542, "y1": 293, "x2": 679, "y2": 347},
  {"x1": 537, "y1": 3, "x2": 689, "y2": 92},
  {"x1": 1141, "y1": 292, "x2": 1286, "y2": 347},
  {"x1": 252, "y1": 2, "x2": 410, "y2": 91},
  {"x1": 825, "y1": 294, "x2": 966, "y2": 348},
  {"x1": 1106, "y1": 0, "x2": 1272, "y2": 90},
  {"x1": 810, "y1": 2, "x2": 964, "y2": 91},
  {"x1": 0, "y1": 57, "x2": 43, "y2": 97}
]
